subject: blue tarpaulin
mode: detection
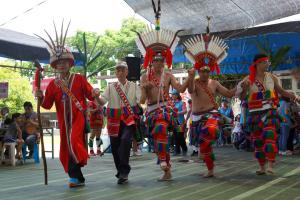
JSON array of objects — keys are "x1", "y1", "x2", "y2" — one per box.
[{"x1": 173, "y1": 32, "x2": 300, "y2": 74}]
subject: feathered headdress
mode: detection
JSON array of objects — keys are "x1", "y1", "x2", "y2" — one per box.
[
  {"x1": 35, "y1": 20, "x2": 74, "y2": 68},
  {"x1": 135, "y1": 0, "x2": 181, "y2": 69},
  {"x1": 183, "y1": 17, "x2": 228, "y2": 74}
]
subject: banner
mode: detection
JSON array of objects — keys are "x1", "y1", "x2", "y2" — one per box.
[{"x1": 0, "y1": 82, "x2": 8, "y2": 99}]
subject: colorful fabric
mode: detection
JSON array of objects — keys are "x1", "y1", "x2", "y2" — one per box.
[
  {"x1": 174, "y1": 100, "x2": 186, "y2": 125},
  {"x1": 245, "y1": 109, "x2": 283, "y2": 133},
  {"x1": 41, "y1": 74, "x2": 93, "y2": 172},
  {"x1": 246, "y1": 109, "x2": 281, "y2": 164},
  {"x1": 88, "y1": 101, "x2": 104, "y2": 129},
  {"x1": 113, "y1": 82, "x2": 137, "y2": 126},
  {"x1": 106, "y1": 105, "x2": 141, "y2": 137},
  {"x1": 55, "y1": 77, "x2": 84, "y2": 112},
  {"x1": 246, "y1": 73, "x2": 279, "y2": 112},
  {"x1": 191, "y1": 112, "x2": 220, "y2": 170},
  {"x1": 278, "y1": 99, "x2": 292, "y2": 126},
  {"x1": 146, "y1": 106, "x2": 176, "y2": 166}
]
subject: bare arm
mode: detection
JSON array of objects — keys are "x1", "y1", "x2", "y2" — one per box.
[
  {"x1": 16, "y1": 124, "x2": 22, "y2": 140},
  {"x1": 187, "y1": 69, "x2": 196, "y2": 94},
  {"x1": 140, "y1": 74, "x2": 148, "y2": 105},
  {"x1": 97, "y1": 86, "x2": 109, "y2": 106},
  {"x1": 95, "y1": 96, "x2": 106, "y2": 106},
  {"x1": 216, "y1": 81, "x2": 236, "y2": 98},
  {"x1": 239, "y1": 77, "x2": 250, "y2": 100},
  {"x1": 29, "y1": 119, "x2": 39, "y2": 127},
  {"x1": 169, "y1": 73, "x2": 189, "y2": 93}
]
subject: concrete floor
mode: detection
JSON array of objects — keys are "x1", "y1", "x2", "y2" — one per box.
[{"x1": 0, "y1": 147, "x2": 300, "y2": 200}]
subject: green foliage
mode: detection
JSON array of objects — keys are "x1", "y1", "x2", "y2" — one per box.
[
  {"x1": 254, "y1": 37, "x2": 292, "y2": 72},
  {"x1": 213, "y1": 74, "x2": 245, "y2": 90},
  {"x1": 0, "y1": 68, "x2": 36, "y2": 114},
  {"x1": 67, "y1": 17, "x2": 146, "y2": 78}
]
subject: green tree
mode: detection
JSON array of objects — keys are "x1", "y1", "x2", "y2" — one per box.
[
  {"x1": 67, "y1": 17, "x2": 146, "y2": 78},
  {"x1": 255, "y1": 37, "x2": 292, "y2": 72},
  {"x1": 0, "y1": 68, "x2": 36, "y2": 114}
]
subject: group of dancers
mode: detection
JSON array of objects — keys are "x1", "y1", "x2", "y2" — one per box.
[{"x1": 34, "y1": 6, "x2": 300, "y2": 188}]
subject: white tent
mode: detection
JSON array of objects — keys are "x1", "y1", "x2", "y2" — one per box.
[{"x1": 124, "y1": 0, "x2": 300, "y2": 34}]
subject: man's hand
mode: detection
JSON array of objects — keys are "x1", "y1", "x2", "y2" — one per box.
[
  {"x1": 241, "y1": 80, "x2": 250, "y2": 90},
  {"x1": 188, "y1": 68, "x2": 195, "y2": 79},
  {"x1": 92, "y1": 88, "x2": 100, "y2": 97}
]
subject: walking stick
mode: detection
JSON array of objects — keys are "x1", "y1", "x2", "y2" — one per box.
[{"x1": 34, "y1": 60, "x2": 48, "y2": 185}]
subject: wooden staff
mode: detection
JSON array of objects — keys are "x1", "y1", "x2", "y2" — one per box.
[{"x1": 34, "y1": 60, "x2": 48, "y2": 185}]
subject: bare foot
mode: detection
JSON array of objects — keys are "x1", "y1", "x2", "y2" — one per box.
[
  {"x1": 266, "y1": 168, "x2": 274, "y2": 175},
  {"x1": 158, "y1": 170, "x2": 172, "y2": 181},
  {"x1": 160, "y1": 161, "x2": 168, "y2": 171},
  {"x1": 203, "y1": 170, "x2": 214, "y2": 178}
]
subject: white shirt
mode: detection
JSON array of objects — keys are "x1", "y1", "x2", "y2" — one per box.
[{"x1": 102, "y1": 81, "x2": 141, "y2": 109}]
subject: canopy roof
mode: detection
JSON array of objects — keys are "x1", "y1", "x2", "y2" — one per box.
[
  {"x1": 179, "y1": 21, "x2": 300, "y2": 41},
  {"x1": 0, "y1": 28, "x2": 82, "y2": 65},
  {"x1": 125, "y1": 0, "x2": 300, "y2": 34},
  {"x1": 172, "y1": 22, "x2": 300, "y2": 74}
]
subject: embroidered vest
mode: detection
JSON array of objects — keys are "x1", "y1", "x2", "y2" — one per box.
[{"x1": 247, "y1": 73, "x2": 279, "y2": 112}]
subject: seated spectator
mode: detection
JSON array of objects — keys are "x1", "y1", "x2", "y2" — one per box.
[
  {"x1": 1, "y1": 107, "x2": 10, "y2": 120},
  {"x1": 2, "y1": 113, "x2": 24, "y2": 160},
  {"x1": 0, "y1": 107, "x2": 10, "y2": 153},
  {"x1": 21, "y1": 102, "x2": 40, "y2": 159}
]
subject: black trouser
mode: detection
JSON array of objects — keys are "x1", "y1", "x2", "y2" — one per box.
[
  {"x1": 174, "y1": 131, "x2": 188, "y2": 154},
  {"x1": 110, "y1": 122, "x2": 134, "y2": 178},
  {"x1": 68, "y1": 157, "x2": 85, "y2": 183},
  {"x1": 287, "y1": 128, "x2": 295, "y2": 151}
]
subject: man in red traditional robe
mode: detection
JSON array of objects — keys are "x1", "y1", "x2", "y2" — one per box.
[{"x1": 35, "y1": 23, "x2": 100, "y2": 187}]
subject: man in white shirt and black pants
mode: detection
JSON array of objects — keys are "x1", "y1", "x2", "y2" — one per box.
[{"x1": 99, "y1": 61, "x2": 141, "y2": 184}]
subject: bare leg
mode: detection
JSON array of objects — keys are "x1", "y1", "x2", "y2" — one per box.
[
  {"x1": 203, "y1": 169, "x2": 214, "y2": 178},
  {"x1": 267, "y1": 161, "x2": 274, "y2": 174},
  {"x1": 256, "y1": 164, "x2": 266, "y2": 175},
  {"x1": 95, "y1": 129, "x2": 103, "y2": 156},
  {"x1": 16, "y1": 140, "x2": 23, "y2": 159},
  {"x1": 158, "y1": 161, "x2": 172, "y2": 181},
  {"x1": 132, "y1": 139, "x2": 138, "y2": 153},
  {"x1": 89, "y1": 132, "x2": 96, "y2": 155}
]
